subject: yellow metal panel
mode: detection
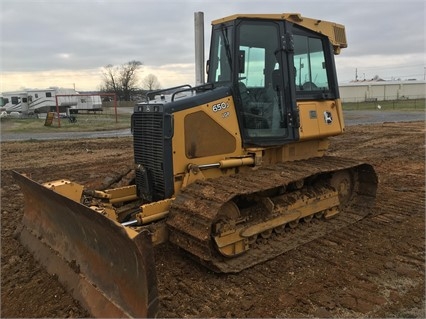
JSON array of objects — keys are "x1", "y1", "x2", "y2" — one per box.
[
  {"x1": 42, "y1": 179, "x2": 84, "y2": 203},
  {"x1": 104, "y1": 185, "x2": 138, "y2": 204},
  {"x1": 184, "y1": 111, "x2": 237, "y2": 158},
  {"x1": 172, "y1": 95, "x2": 244, "y2": 176},
  {"x1": 140, "y1": 198, "x2": 174, "y2": 217},
  {"x1": 298, "y1": 100, "x2": 344, "y2": 141}
]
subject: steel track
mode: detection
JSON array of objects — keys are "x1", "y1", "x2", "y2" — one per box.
[{"x1": 166, "y1": 156, "x2": 377, "y2": 273}]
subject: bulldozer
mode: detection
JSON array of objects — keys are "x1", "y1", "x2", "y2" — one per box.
[{"x1": 13, "y1": 12, "x2": 377, "y2": 318}]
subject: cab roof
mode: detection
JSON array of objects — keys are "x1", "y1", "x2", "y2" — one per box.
[{"x1": 211, "y1": 13, "x2": 347, "y2": 54}]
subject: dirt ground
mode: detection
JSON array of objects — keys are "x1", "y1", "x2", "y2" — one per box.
[{"x1": 1, "y1": 121, "x2": 425, "y2": 318}]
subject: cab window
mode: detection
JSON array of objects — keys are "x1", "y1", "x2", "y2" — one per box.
[
  {"x1": 209, "y1": 26, "x2": 233, "y2": 84},
  {"x1": 293, "y1": 35, "x2": 329, "y2": 91}
]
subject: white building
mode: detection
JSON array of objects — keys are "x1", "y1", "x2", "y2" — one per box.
[{"x1": 339, "y1": 80, "x2": 426, "y2": 103}]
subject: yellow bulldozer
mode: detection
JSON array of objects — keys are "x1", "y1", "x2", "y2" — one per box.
[{"x1": 14, "y1": 12, "x2": 377, "y2": 318}]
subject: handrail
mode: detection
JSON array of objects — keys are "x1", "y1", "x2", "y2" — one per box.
[
  {"x1": 146, "y1": 84, "x2": 192, "y2": 101},
  {"x1": 171, "y1": 83, "x2": 214, "y2": 101}
]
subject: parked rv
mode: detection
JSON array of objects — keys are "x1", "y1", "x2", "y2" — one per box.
[{"x1": 0, "y1": 88, "x2": 102, "y2": 116}]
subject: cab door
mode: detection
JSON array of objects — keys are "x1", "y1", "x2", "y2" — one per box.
[
  {"x1": 234, "y1": 19, "x2": 298, "y2": 147},
  {"x1": 289, "y1": 24, "x2": 344, "y2": 140}
]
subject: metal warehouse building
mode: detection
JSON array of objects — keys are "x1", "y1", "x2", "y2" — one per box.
[{"x1": 339, "y1": 80, "x2": 426, "y2": 102}]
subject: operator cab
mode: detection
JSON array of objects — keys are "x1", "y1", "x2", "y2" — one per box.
[{"x1": 207, "y1": 15, "x2": 340, "y2": 146}]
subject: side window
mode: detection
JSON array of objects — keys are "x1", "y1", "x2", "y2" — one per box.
[
  {"x1": 46, "y1": 92, "x2": 52, "y2": 97},
  {"x1": 239, "y1": 46, "x2": 265, "y2": 88},
  {"x1": 11, "y1": 96, "x2": 19, "y2": 105},
  {"x1": 209, "y1": 27, "x2": 232, "y2": 84},
  {"x1": 0, "y1": 97, "x2": 7, "y2": 106},
  {"x1": 294, "y1": 35, "x2": 329, "y2": 91},
  {"x1": 0, "y1": 97, "x2": 9, "y2": 106}
]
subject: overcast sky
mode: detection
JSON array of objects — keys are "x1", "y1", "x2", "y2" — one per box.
[{"x1": 1, "y1": 0, "x2": 424, "y2": 92}]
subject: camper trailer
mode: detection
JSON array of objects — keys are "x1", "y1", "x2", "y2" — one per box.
[
  {"x1": 69, "y1": 94, "x2": 103, "y2": 114},
  {"x1": 0, "y1": 88, "x2": 102, "y2": 116}
]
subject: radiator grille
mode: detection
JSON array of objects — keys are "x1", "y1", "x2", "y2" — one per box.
[{"x1": 133, "y1": 111, "x2": 167, "y2": 201}]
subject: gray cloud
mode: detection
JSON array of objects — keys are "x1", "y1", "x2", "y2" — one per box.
[
  {"x1": 1, "y1": 0, "x2": 424, "y2": 86},
  {"x1": 341, "y1": 2, "x2": 425, "y2": 57}
]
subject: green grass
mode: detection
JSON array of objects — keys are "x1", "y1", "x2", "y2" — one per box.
[
  {"x1": 1, "y1": 112, "x2": 132, "y2": 133},
  {"x1": 342, "y1": 99, "x2": 425, "y2": 111}
]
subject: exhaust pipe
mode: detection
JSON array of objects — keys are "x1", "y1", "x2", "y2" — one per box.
[{"x1": 194, "y1": 11, "x2": 205, "y2": 86}]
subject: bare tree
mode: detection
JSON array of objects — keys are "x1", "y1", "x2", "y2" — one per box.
[
  {"x1": 142, "y1": 74, "x2": 161, "y2": 91},
  {"x1": 101, "y1": 60, "x2": 143, "y2": 100},
  {"x1": 101, "y1": 64, "x2": 120, "y2": 93},
  {"x1": 120, "y1": 60, "x2": 143, "y2": 100}
]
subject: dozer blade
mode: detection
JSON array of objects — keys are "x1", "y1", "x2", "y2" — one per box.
[{"x1": 13, "y1": 171, "x2": 159, "y2": 318}]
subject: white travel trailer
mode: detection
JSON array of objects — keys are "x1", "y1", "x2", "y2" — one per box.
[
  {"x1": 70, "y1": 94, "x2": 103, "y2": 114},
  {"x1": 0, "y1": 88, "x2": 102, "y2": 116}
]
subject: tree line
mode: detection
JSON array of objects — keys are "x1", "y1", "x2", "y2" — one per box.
[{"x1": 99, "y1": 60, "x2": 161, "y2": 101}]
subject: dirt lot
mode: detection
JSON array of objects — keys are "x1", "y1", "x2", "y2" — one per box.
[{"x1": 1, "y1": 121, "x2": 425, "y2": 318}]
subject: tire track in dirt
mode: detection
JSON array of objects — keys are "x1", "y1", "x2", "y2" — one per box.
[
  {"x1": 278, "y1": 193, "x2": 424, "y2": 317},
  {"x1": 2, "y1": 121, "x2": 425, "y2": 318}
]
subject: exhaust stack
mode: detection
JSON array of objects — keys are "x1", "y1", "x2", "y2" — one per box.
[{"x1": 194, "y1": 11, "x2": 205, "y2": 86}]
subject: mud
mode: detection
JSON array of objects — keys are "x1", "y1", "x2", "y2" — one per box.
[{"x1": 1, "y1": 121, "x2": 425, "y2": 318}]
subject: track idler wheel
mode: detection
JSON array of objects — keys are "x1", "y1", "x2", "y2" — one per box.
[
  {"x1": 330, "y1": 170, "x2": 354, "y2": 206},
  {"x1": 213, "y1": 201, "x2": 249, "y2": 257}
]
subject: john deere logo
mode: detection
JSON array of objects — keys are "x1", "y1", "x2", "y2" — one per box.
[{"x1": 324, "y1": 111, "x2": 333, "y2": 124}]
